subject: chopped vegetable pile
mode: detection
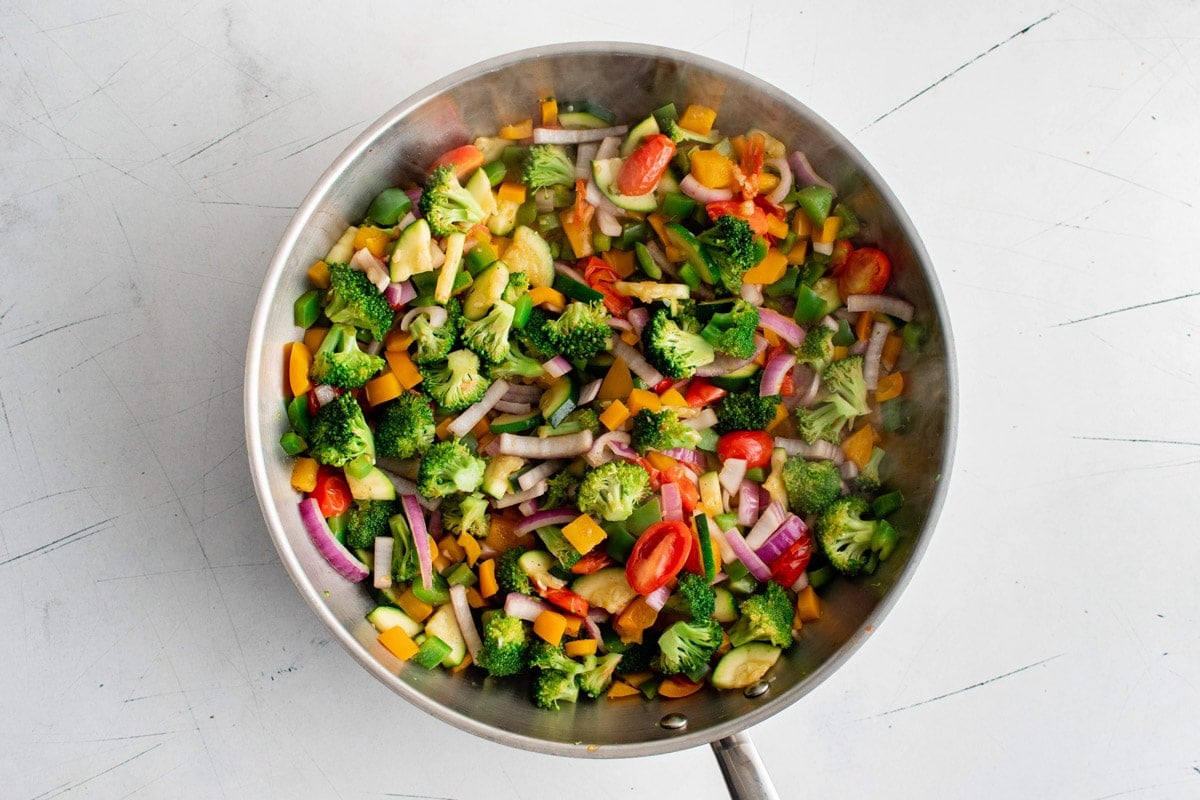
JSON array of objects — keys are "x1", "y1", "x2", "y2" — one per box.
[{"x1": 281, "y1": 97, "x2": 923, "y2": 709}]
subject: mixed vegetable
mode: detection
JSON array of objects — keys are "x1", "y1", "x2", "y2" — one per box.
[{"x1": 282, "y1": 97, "x2": 923, "y2": 709}]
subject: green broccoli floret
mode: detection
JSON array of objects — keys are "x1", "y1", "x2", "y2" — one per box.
[
  {"x1": 344, "y1": 499, "x2": 396, "y2": 549},
  {"x1": 545, "y1": 301, "x2": 612, "y2": 362},
  {"x1": 409, "y1": 299, "x2": 461, "y2": 364},
  {"x1": 655, "y1": 617, "x2": 723, "y2": 676},
  {"x1": 781, "y1": 457, "x2": 842, "y2": 516},
  {"x1": 541, "y1": 471, "x2": 581, "y2": 510},
  {"x1": 496, "y1": 547, "x2": 533, "y2": 595},
  {"x1": 697, "y1": 214, "x2": 767, "y2": 294},
  {"x1": 418, "y1": 165, "x2": 487, "y2": 237},
  {"x1": 387, "y1": 511, "x2": 419, "y2": 583},
  {"x1": 727, "y1": 580, "x2": 794, "y2": 648},
  {"x1": 517, "y1": 307, "x2": 556, "y2": 358},
  {"x1": 665, "y1": 572, "x2": 716, "y2": 621},
  {"x1": 502, "y1": 271, "x2": 530, "y2": 305},
  {"x1": 699, "y1": 299, "x2": 759, "y2": 359},
  {"x1": 420, "y1": 349, "x2": 491, "y2": 413},
  {"x1": 522, "y1": 144, "x2": 576, "y2": 191},
  {"x1": 533, "y1": 669, "x2": 580, "y2": 710},
  {"x1": 607, "y1": 637, "x2": 655, "y2": 674},
  {"x1": 307, "y1": 391, "x2": 375, "y2": 467},
  {"x1": 815, "y1": 496, "x2": 898, "y2": 576},
  {"x1": 850, "y1": 447, "x2": 886, "y2": 494},
  {"x1": 309, "y1": 323, "x2": 386, "y2": 389},
  {"x1": 415, "y1": 439, "x2": 486, "y2": 499},
  {"x1": 794, "y1": 356, "x2": 870, "y2": 444},
  {"x1": 641, "y1": 307, "x2": 716, "y2": 380},
  {"x1": 488, "y1": 343, "x2": 546, "y2": 380},
  {"x1": 374, "y1": 392, "x2": 435, "y2": 460},
  {"x1": 576, "y1": 461, "x2": 651, "y2": 522},
  {"x1": 630, "y1": 408, "x2": 701, "y2": 454},
  {"x1": 441, "y1": 492, "x2": 490, "y2": 539},
  {"x1": 477, "y1": 611, "x2": 529, "y2": 677},
  {"x1": 714, "y1": 391, "x2": 780, "y2": 434},
  {"x1": 540, "y1": 407, "x2": 599, "y2": 437},
  {"x1": 823, "y1": 355, "x2": 870, "y2": 415},
  {"x1": 795, "y1": 325, "x2": 835, "y2": 373},
  {"x1": 578, "y1": 652, "x2": 623, "y2": 698},
  {"x1": 527, "y1": 640, "x2": 584, "y2": 677},
  {"x1": 462, "y1": 299, "x2": 515, "y2": 364},
  {"x1": 324, "y1": 262, "x2": 395, "y2": 341}
]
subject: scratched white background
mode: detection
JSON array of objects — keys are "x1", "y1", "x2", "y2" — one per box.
[{"x1": 2, "y1": 0, "x2": 1198, "y2": 797}]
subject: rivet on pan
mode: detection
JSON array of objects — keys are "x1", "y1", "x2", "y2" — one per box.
[
  {"x1": 659, "y1": 713, "x2": 688, "y2": 731},
  {"x1": 743, "y1": 681, "x2": 770, "y2": 699}
]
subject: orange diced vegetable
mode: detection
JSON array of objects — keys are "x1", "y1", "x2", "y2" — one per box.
[
  {"x1": 841, "y1": 424, "x2": 877, "y2": 470},
  {"x1": 792, "y1": 211, "x2": 813, "y2": 237},
  {"x1": 439, "y1": 535, "x2": 465, "y2": 566},
  {"x1": 598, "y1": 358, "x2": 633, "y2": 400},
  {"x1": 606, "y1": 680, "x2": 642, "y2": 700},
  {"x1": 378, "y1": 626, "x2": 419, "y2": 661},
  {"x1": 659, "y1": 388, "x2": 688, "y2": 408},
  {"x1": 875, "y1": 371, "x2": 904, "y2": 403},
  {"x1": 457, "y1": 533, "x2": 482, "y2": 567},
  {"x1": 452, "y1": 653, "x2": 473, "y2": 673},
  {"x1": 646, "y1": 451, "x2": 677, "y2": 472},
  {"x1": 465, "y1": 587, "x2": 485, "y2": 609},
  {"x1": 601, "y1": 248, "x2": 635, "y2": 278},
  {"x1": 813, "y1": 215, "x2": 841, "y2": 244},
  {"x1": 365, "y1": 370, "x2": 403, "y2": 407},
  {"x1": 290, "y1": 457, "x2": 319, "y2": 492},
  {"x1": 565, "y1": 638, "x2": 598, "y2": 658},
  {"x1": 614, "y1": 596, "x2": 658, "y2": 644},
  {"x1": 621, "y1": 671, "x2": 654, "y2": 687},
  {"x1": 599, "y1": 399, "x2": 631, "y2": 431},
  {"x1": 384, "y1": 349, "x2": 423, "y2": 390},
  {"x1": 286, "y1": 341, "x2": 312, "y2": 397},
  {"x1": 303, "y1": 326, "x2": 328, "y2": 354},
  {"x1": 353, "y1": 226, "x2": 390, "y2": 259},
  {"x1": 499, "y1": 119, "x2": 533, "y2": 140},
  {"x1": 562, "y1": 614, "x2": 583, "y2": 637},
  {"x1": 743, "y1": 249, "x2": 787, "y2": 284},
  {"x1": 435, "y1": 415, "x2": 455, "y2": 441},
  {"x1": 881, "y1": 334, "x2": 903, "y2": 370},
  {"x1": 559, "y1": 209, "x2": 594, "y2": 259},
  {"x1": 795, "y1": 585, "x2": 820, "y2": 622},
  {"x1": 765, "y1": 402, "x2": 789, "y2": 433},
  {"x1": 528, "y1": 286, "x2": 567, "y2": 309},
  {"x1": 478, "y1": 558, "x2": 498, "y2": 598},
  {"x1": 384, "y1": 329, "x2": 412, "y2": 352},
  {"x1": 307, "y1": 260, "x2": 330, "y2": 289},
  {"x1": 658, "y1": 675, "x2": 704, "y2": 698},
  {"x1": 627, "y1": 388, "x2": 662, "y2": 414},
  {"x1": 761, "y1": 328, "x2": 781, "y2": 348},
  {"x1": 497, "y1": 182, "x2": 526, "y2": 205},
  {"x1": 398, "y1": 589, "x2": 433, "y2": 622},
  {"x1": 533, "y1": 610, "x2": 568, "y2": 645},
  {"x1": 855, "y1": 311, "x2": 875, "y2": 342},
  {"x1": 764, "y1": 214, "x2": 789, "y2": 239},
  {"x1": 758, "y1": 172, "x2": 780, "y2": 194},
  {"x1": 430, "y1": 145, "x2": 486, "y2": 181},
  {"x1": 689, "y1": 150, "x2": 734, "y2": 189},
  {"x1": 786, "y1": 238, "x2": 808, "y2": 265},
  {"x1": 678, "y1": 104, "x2": 717, "y2": 136},
  {"x1": 620, "y1": 329, "x2": 639, "y2": 346},
  {"x1": 541, "y1": 97, "x2": 558, "y2": 126},
  {"x1": 832, "y1": 345, "x2": 849, "y2": 361},
  {"x1": 561, "y1": 514, "x2": 608, "y2": 555}
]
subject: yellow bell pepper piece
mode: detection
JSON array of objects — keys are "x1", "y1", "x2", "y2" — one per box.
[
  {"x1": 457, "y1": 533, "x2": 482, "y2": 568},
  {"x1": 497, "y1": 182, "x2": 526, "y2": 205},
  {"x1": 689, "y1": 149, "x2": 734, "y2": 189},
  {"x1": 601, "y1": 249, "x2": 635, "y2": 278},
  {"x1": 678, "y1": 104, "x2": 717, "y2": 136},
  {"x1": 659, "y1": 388, "x2": 688, "y2": 408},
  {"x1": 599, "y1": 399, "x2": 630, "y2": 431},
  {"x1": 561, "y1": 514, "x2": 608, "y2": 555},
  {"x1": 598, "y1": 358, "x2": 633, "y2": 400},
  {"x1": 285, "y1": 341, "x2": 312, "y2": 398},
  {"x1": 364, "y1": 370, "x2": 403, "y2": 407},
  {"x1": 786, "y1": 238, "x2": 808, "y2": 265},
  {"x1": 378, "y1": 626, "x2": 419, "y2": 661},
  {"x1": 646, "y1": 451, "x2": 677, "y2": 472},
  {"x1": 499, "y1": 118, "x2": 533, "y2": 140},
  {"x1": 290, "y1": 457, "x2": 318, "y2": 493},
  {"x1": 606, "y1": 680, "x2": 642, "y2": 700},
  {"x1": 303, "y1": 326, "x2": 329, "y2": 355},
  {"x1": 384, "y1": 349, "x2": 423, "y2": 390},
  {"x1": 765, "y1": 214, "x2": 789, "y2": 239},
  {"x1": 384, "y1": 329, "x2": 413, "y2": 352},
  {"x1": 841, "y1": 424, "x2": 878, "y2": 469},
  {"x1": 478, "y1": 558, "x2": 498, "y2": 598},
  {"x1": 559, "y1": 207, "x2": 594, "y2": 259},
  {"x1": 813, "y1": 216, "x2": 842, "y2": 244},
  {"x1": 795, "y1": 585, "x2": 820, "y2": 622},
  {"x1": 353, "y1": 226, "x2": 390, "y2": 259},
  {"x1": 742, "y1": 249, "x2": 788, "y2": 285},
  {"x1": 875, "y1": 371, "x2": 904, "y2": 403},
  {"x1": 541, "y1": 97, "x2": 558, "y2": 127},
  {"x1": 565, "y1": 639, "x2": 598, "y2": 658},
  {"x1": 533, "y1": 610, "x2": 567, "y2": 645},
  {"x1": 528, "y1": 286, "x2": 567, "y2": 310},
  {"x1": 627, "y1": 388, "x2": 662, "y2": 414},
  {"x1": 307, "y1": 260, "x2": 330, "y2": 289}
]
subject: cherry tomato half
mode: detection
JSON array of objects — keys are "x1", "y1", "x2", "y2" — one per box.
[
  {"x1": 617, "y1": 134, "x2": 675, "y2": 196},
  {"x1": 626, "y1": 520, "x2": 691, "y2": 595},
  {"x1": 769, "y1": 531, "x2": 813, "y2": 588},
  {"x1": 429, "y1": 144, "x2": 485, "y2": 181},
  {"x1": 716, "y1": 431, "x2": 774, "y2": 470},
  {"x1": 541, "y1": 586, "x2": 590, "y2": 617},
  {"x1": 838, "y1": 246, "x2": 891, "y2": 300},
  {"x1": 684, "y1": 377, "x2": 728, "y2": 407},
  {"x1": 311, "y1": 467, "x2": 352, "y2": 518}
]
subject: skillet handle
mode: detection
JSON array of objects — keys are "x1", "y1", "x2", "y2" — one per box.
[{"x1": 711, "y1": 732, "x2": 780, "y2": 800}]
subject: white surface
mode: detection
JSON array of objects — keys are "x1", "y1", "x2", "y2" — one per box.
[{"x1": 2, "y1": 1, "x2": 1198, "y2": 798}]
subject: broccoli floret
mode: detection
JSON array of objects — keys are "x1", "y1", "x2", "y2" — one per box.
[
  {"x1": 545, "y1": 301, "x2": 613, "y2": 363},
  {"x1": 823, "y1": 356, "x2": 870, "y2": 416},
  {"x1": 699, "y1": 299, "x2": 759, "y2": 359},
  {"x1": 418, "y1": 165, "x2": 487, "y2": 237},
  {"x1": 727, "y1": 580, "x2": 794, "y2": 648},
  {"x1": 415, "y1": 439, "x2": 486, "y2": 499},
  {"x1": 478, "y1": 611, "x2": 529, "y2": 677},
  {"x1": 655, "y1": 617, "x2": 723, "y2": 676},
  {"x1": 309, "y1": 323, "x2": 386, "y2": 389},
  {"x1": 344, "y1": 499, "x2": 396, "y2": 549},
  {"x1": 488, "y1": 343, "x2": 546, "y2": 380},
  {"x1": 630, "y1": 408, "x2": 701, "y2": 454},
  {"x1": 522, "y1": 144, "x2": 576, "y2": 191},
  {"x1": 420, "y1": 349, "x2": 491, "y2": 413},
  {"x1": 795, "y1": 325, "x2": 835, "y2": 373},
  {"x1": 576, "y1": 461, "x2": 651, "y2": 522},
  {"x1": 641, "y1": 307, "x2": 716, "y2": 380},
  {"x1": 781, "y1": 457, "x2": 842, "y2": 516},
  {"x1": 850, "y1": 447, "x2": 886, "y2": 494},
  {"x1": 307, "y1": 392, "x2": 375, "y2": 467},
  {"x1": 409, "y1": 299, "x2": 461, "y2": 364},
  {"x1": 533, "y1": 669, "x2": 579, "y2": 710},
  {"x1": 387, "y1": 511, "x2": 419, "y2": 583},
  {"x1": 517, "y1": 307, "x2": 556, "y2": 358},
  {"x1": 441, "y1": 492, "x2": 491, "y2": 539},
  {"x1": 496, "y1": 546, "x2": 533, "y2": 595},
  {"x1": 374, "y1": 392, "x2": 435, "y2": 460},
  {"x1": 794, "y1": 356, "x2": 870, "y2": 444},
  {"x1": 542, "y1": 471, "x2": 581, "y2": 510},
  {"x1": 578, "y1": 652, "x2": 623, "y2": 698},
  {"x1": 816, "y1": 496, "x2": 897, "y2": 576},
  {"x1": 793, "y1": 396, "x2": 859, "y2": 444},
  {"x1": 697, "y1": 214, "x2": 766, "y2": 294},
  {"x1": 607, "y1": 637, "x2": 655, "y2": 674},
  {"x1": 462, "y1": 299, "x2": 516, "y2": 364},
  {"x1": 665, "y1": 572, "x2": 716, "y2": 621},
  {"x1": 527, "y1": 640, "x2": 584, "y2": 677},
  {"x1": 324, "y1": 262, "x2": 395, "y2": 341},
  {"x1": 714, "y1": 391, "x2": 780, "y2": 434},
  {"x1": 502, "y1": 271, "x2": 530, "y2": 305}
]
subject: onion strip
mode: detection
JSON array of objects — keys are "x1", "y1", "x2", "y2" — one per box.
[
  {"x1": 448, "y1": 583, "x2": 483, "y2": 662},
  {"x1": 448, "y1": 379, "x2": 510, "y2": 439},
  {"x1": 496, "y1": 431, "x2": 594, "y2": 459},
  {"x1": 298, "y1": 499, "x2": 369, "y2": 582},
  {"x1": 847, "y1": 294, "x2": 916, "y2": 322},
  {"x1": 533, "y1": 125, "x2": 629, "y2": 144}
]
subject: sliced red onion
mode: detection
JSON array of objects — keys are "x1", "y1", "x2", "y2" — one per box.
[
  {"x1": 585, "y1": 431, "x2": 632, "y2": 467},
  {"x1": 518, "y1": 500, "x2": 539, "y2": 517},
  {"x1": 662, "y1": 447, "x2": 706, "y2": 469},
  {"x1": 721, "y1": 525, "x2": 772, "y2": 581},
  {"x1": 745, "y1": 500, "x2": 787, "y2": 549},
  {"x1": 448, "y1": 584, "x2": 483, "y2": 662},
  {"x1": 495, "y1": 480, "x2": 547, "y2": 508},
  {"x1": 754, "y1": 514, "x2": 807, "y2": 565},
  {"x1": 405, "y1": 188, "x2": 422, "y2": 208},
  {"x1": 575, "y1": 141, "x2": 599, "y2": 180},
  {"x1": 774, "y1": 437, "x2": 845, "y2": 465},
  {"x1": 695, "y1": 336, "x2": 768, "y2": 378},
  {"x1": 496, "y1": 431, "x2": 593, "y2": 459},
  {"x1": 504, "y1": 591, "x2": 551, "y2": 622},
  {"x1": 605, "y1": 317, "x2": 633, "y2": 332},
  {"x1": 788, "y1": 150, "x2": 835, "y2": 193},
  {"x1": 863, "y1": 320, "x2": 890, "y2": 391},
  {"x1": 847, "y1": 294, "x2": 915, "y2": 322},
  {"x1": 518, "y1": 460, "x2": 566, "y2": 491},
  {"x1": 840, "y1": 459, "x2": 860, "y2": 481},
  {"x1": 428, "y1": 505, "x2": 443, "y2": 540},
  {"x1": 627, "y1": 306, "x2": 649, "y2": 334},
  {"x1": 384, "y1": 280, "x2": 414, "y2": 310},
  {"x1": 680, "y1": 173, "x2": 733, "y2": 203},
  {"x1": 718, "y1": 458, "x2": 748, "y2": 495},
  {"x1": 608, "y1": 438, "x2": 639, "y2": 460},
  {"x1": 739, "y1": 282, "x2": 764, "y2": 305},
  {"x1": 595, "y1": 136, "x2": 621, "y2": 161},
  {"x1": 760, "y1": 352, "x2": 796, "y2": 397},
  {"x1": 543, "y1": 356, "x2": 572, "y2": 378},
  {"x1": 661, "y1": 482, "x2": 683, "y2": 522},
  {"x1": 612, "y1": 339, "x2": 665, "y2": 387},
  {"x1": 708, "y1": 521, "x2": 738, "y2": 565},
  {"x1": 553, "y1": 260, "x2": 587, "y2": 285},
  {"x1": 503, "y1": 383, "x2": 543, "y2": 402},
  {"x1": 533, "y1": 125, "x2": 629, "y2": 144},
  {"x1": 789, "y1": 364, "x2": 820, "y2": 410},
  {"x1": 373, "y1": 536, "x2": 394, "y2": 589},
  {"x1": 812, "y1": 239, "x2": 834, "y2": 256},
  {"x1": 849, "y1": 339, "x2": 870, "y2": 356},
  {"x1": 585, "y1": 172, "x2": 603, "y2": 207},
  {"x1": 683, "y1": 408, "x2": 718, "y2": 431},
  {"x1": 401, "y1": 494, "x2": 432, "y2": 591},
  {"x1": 401, "y1": 305, "x2": 447, "y2": 331},
  {"x1": 313, "y1": 384, "x2": 338, "y2": 408},
  {"x1": 643, "y1": 585, "x2": 672, "y2": 612},
  {"x1": 515, "y1": 507, "x2": 579, "y2": 535},
  {"x1": 738, "y1": 480, "x2": 760, "y2": 527},
  {"x1": 578, "y1": 378, "x2": 602, "y2": 406},
  {"x1": 493, "y1": 400, "x2": 532, "y2": 415},
  {"x1": 765, "y1": 156, "x2": 794, "y2": 206},
  {"x1": 448, "y1": 378, "x2": 510, "y2": 438},
  {"x1": 298, "y1": 499, "x2": 369, "y2": 582},
  {"x1": 351, "y1": 247, "x2": 390, "y2": 293},
  {"x1": 758, "y1": 308, "x2": 804, "y2": 345},
  {"x1": 596, "y1": 204, "x2": 622, "y2": 237},
  {"x1": 582, "y1": 613, "x2": 606, "y2": 650}
]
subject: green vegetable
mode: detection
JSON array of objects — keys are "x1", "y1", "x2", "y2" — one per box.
[
  {"x1": 641, "y1": 307, "x2": 715, "y2": 380},
  {"x1": 714, "y1": 391, "x2": 780, "y2": 434},
  {"x1": 420, "y1": 349, "x2": 492, "y2": 413},
  {"x1": 307, "y1": 391, "x2": 374, "y2": 467},
  {"x1": 794, "y1": 356, "x2": 870, "y2": 444},
  {"x1": 816, "y1": 496, "x2": 897, "y2": 576},
  {"x1": 441, "y1": 492, "x2": 491, "y2": 539},
  {"x1": 664, "y1": 572, "x2": 716, "y2": 621},
  {"x1": 544, "y1": 300, "x2": 613, "y2": 362},
  {"x1": 309, "y1": 323, "x2": 386, "y2": 389},
  {"x1": 415, "y1": 439, "x2": 487, "y2": 499},
  {"x1": 577, "y1": 461, "x2": 651, "y2": 522},
  {"x1": 629, "y1": 407, "x2": 701, "y2": 454},
  {"x1": 496, "y1": 546, "x2": 533, "y2": 596},
  {"x1": 781, "y1": 457, "x2": 842, "y2": 516},
  {"x1": 364, "y1": 187, "x2": 413, "y2": 227},
  {"x1": 374, "y1": 392, "x2": 436, "y2": 460},
  {"x1": 699, "y1": 298, "x2": 759, "y2": 359},
  {"x1": 697, "y1": 214, "x2": 767, "y2": 294},
  {"x1": 294, "y1": 289, "x2": 321, "y2": 328},
  {"x1": 655, "y1": 617, "x2": 723, "y2": 675},
  {"x1": 578, "y1": 652, "x2": 624, "y2": 698},
  {"x1": 344, "y1": 500, "x2": 396, "y2": 550},
  {"x1": 462, "y1": 299, "x2": 516, "y2": 364},
  {"x1": 478, "y1": 611, "x2": 529, "y2": 677},
  {"x1": 727, "y1": 581, "x2": 794, "y2": 648},
  {"x1": 324, "y1": 262, "x2": 395, "y2": 341},
  {"x1": 418, "y1": 165, "x2": 488, "y2": 237}
]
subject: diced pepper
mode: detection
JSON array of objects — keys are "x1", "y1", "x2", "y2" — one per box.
[
  {"x1": 620, "y1": 329, "x2": 639, "y2": 346},
  {"x1": 499, "y1": 119, "x2": 533, "y2": 140},
  {"x1": 678, "y1": 104, "x2": 717, "y2": 136},
  {"x1": 559, "y1": 208, "x2": 594, "y2": 259},
  {"x1": 541, "y1": 97, "x2": 558, "y2": 127},
  {"x1": 599, "y1": 399, "x2": 631, "y2": 431},
  {"x1": 646, "y1": 451, "x2": 677, "y2": 472},
  {"x1": 478, "y1": 558, "x2": 498, "y2": 598},
  {"x1": 303, "y1": 326, "x2": 329, "y2": 355},
  {"x1": 743, "y1": 248, "x2": 787, "y2": 284},
  {"x1": 378, "y1": 626, "x2": 419, "y2": 661},
  {"x1": 795, "y1": 585, "x2": 820, "y2": 622},
  {"x1": 528, "y1": 286, "x2": 567, "y2": 310},
  {"x1": 562, "y1": 614, "x2": 583, "y2": 638},
  {"x1": 465, "y1": 586, "x2": 485, "y2": 609},
  {"x1": 606, "y1": 680, "x2": 642, "y2": 700},
  {"x1": 657, "y1": 675, "x2": 704, "y2": 698},
  {"x1": 497, "y1": 182, "x2": 526, "y2": 205},
  {"x1": 613, "y1": 596, "x2": 658, "y2": 644},
  {"x1": 841, "y1": 423, "x2": 878, "y2": 470},
  {"x1": 561, "y1": 514, "x2": 608, "y2": 555},
  {"x1": 786, "y1": 238, "x2": 808, "y2": 265},
  {"x1": 620, "y1": 671, "x2": 655, "y2": 688},
  {"x1": 855, "y1": 310, "x2": 875, "y2": 342},
  {"x1": 659, "y1": 388, "x2": 688, "y2": 408},
  {"x1": 286, "y1": 341, "x2": 312, "y2": 398},
  {"x1": 565, "y1": 639, "x2": 598, "y2": 658},
  {"x1": 290, "y1": 457, "x2": 319, "y2": 492},
  {"x1": 689, "y1": 150, "x2": 734, "y2": 189},
  {"x1": 435, "y1": 415, "x2": 455, "y2": 441},
  {"x1": 364, "y1": 370, "x2": 403, "y2": 406},
  {"x1": 813, "y1": 215, "x2": 842, "y2": 244},
  {"x1": 353, "y1": 226, "x2": 390, "y2": 259},
  {"x1": 832, "y1": 345, "x2": 849, "y2": 362},
  {"x1": 457, "y1": 532, "x2": 482, "y2": 567},
  {"x1": 764, "y1": 214, "x2": 789, "y2": 239},
  {"x1": 875, "y1": 371, "x2": 904, "y2": 403},
  {"x1": 439, "y1": 535, "x2": 465, "y2": 566},
  {"x1": 533, "y1": 610, "x2": 568, "y2": 645},
  {"x1": 627, "y1": 388, "x2": 662, "y2": 414},
  {"x1": 598, "y1": 359, "x2": 634, "y2": 400},
  {"x1": 384, "y1": 349, "x2": 423, "y2": 390},
  {"x1": 881, "y1": 333, "x2": 904, "y2": 371},
  {"x1": 384, "y1": 329, "x2": 413, "y2": 352},
  {"x1": 601, "y1": 248, "x2": 635, "y2": 278},
  {"x1": 765, "y1": 402, "x2": 789, "y2": 433},
  {"x1": 307, "y1": 259, "x2": 330, "y2": 289},
  {"x1": 757, "y1": 172, "x2": 780, "y2": 194}
]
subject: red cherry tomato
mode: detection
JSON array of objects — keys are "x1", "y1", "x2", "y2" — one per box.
[
  {"x1": 838, "y1": 247, "x2": 891, "y2": 300},
  {"x1": 716, "y1": 431, "x2": 773, "y2": 470},
  {"x1": 617, "y1": 134, "x2": 675, "y2": 196},
  {"x1": 684, "y1": 378, "x2": 727, "y2": 407},
  {"x1": 661, "y1": 464, "x2": 699, "y2": 515},
  {"x1": 311, "y1": 467, "x2": 352, "y2": 518},
  {"x1": 541, "y1": 587, "x2": 590, "y2": 616},
  {"x1": 570, "y1": 549, "x2": 614, "y2": 575},
  {"x1": 682, "y1": 528, "x2": 703, "y2": 576},
  {"x1": 429, "y1": 144, "x2": 485, "y2": 181},
  {"x1": 626, "y1": 520, "x2": 691, "y2": 595},
  {"x1": 769, "y1": 532, "x2": 813, "y2": 588}
]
